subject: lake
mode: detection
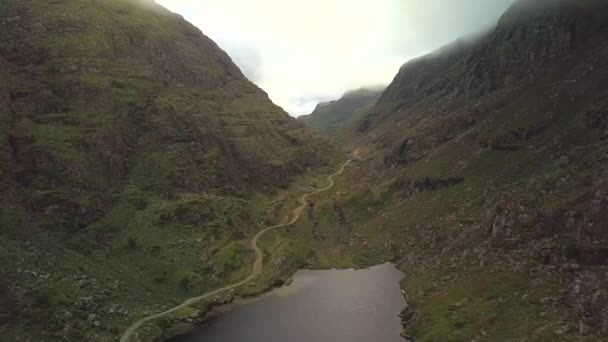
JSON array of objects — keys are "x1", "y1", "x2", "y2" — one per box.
[{"x1": 172, "y1": 263, "x2": 406, "y2": 342}]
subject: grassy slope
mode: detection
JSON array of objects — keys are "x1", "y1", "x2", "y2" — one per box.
[
  {"x1": 0, "y1": 156, "x2": 345, "y2": 341},
  {"x1": 0, "y1": 0, "x2": 337, "y2": 340}
]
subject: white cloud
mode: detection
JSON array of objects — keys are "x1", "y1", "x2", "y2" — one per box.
[{"x1": 155, "y1": 0, "x2": 515, "y2": 116}]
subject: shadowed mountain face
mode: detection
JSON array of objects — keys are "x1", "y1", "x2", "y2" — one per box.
[
  {"x1": 0, "y1": 0, "x2": 335, "y2": 228},
  {"x1": 0, "y1": 0, "x2": 335, "y2": 340},
  {"x1": 0, "y1": 0, "x2": 334, "y2": 197},
  {"x1": 298, "y1": 88, "x2": 383, "y2": 137}
]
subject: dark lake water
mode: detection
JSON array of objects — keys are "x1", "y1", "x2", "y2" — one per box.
[{"x1": 173, "y1": 263, "x2": 406, "y2": 342}]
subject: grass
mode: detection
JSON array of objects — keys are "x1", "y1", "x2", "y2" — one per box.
[{"x1": 406, "y1": 271, "x2": 561, "y2": 341}]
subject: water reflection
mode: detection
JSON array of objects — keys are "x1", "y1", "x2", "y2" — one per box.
[{"x1": 173, "y1": 263, "x2": 406, "y2": 342}]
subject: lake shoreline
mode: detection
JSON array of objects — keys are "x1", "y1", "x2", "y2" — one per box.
[{"x1": 162, "y1": 263, "x2": 408, "y2": 342}]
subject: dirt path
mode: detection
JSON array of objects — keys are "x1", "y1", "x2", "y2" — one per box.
[{"x1": 119, "y1": 151, "x2": 358, "y2": 342}]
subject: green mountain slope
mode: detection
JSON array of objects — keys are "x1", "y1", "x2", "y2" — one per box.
[
  {"x1": 300, "y1": 0, "x2": 608, "y2": 339},
  {"x1": 0, "y1": 0, "x2": 336, "y2": 340},
  {"x1": 298, "y1": 87, "x2": 383, "y2": 138}
]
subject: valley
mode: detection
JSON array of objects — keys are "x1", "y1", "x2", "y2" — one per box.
[
  {"x1": 120, "y1": 152, "x2": 358, "y2": 342},
  {"x1": 1, "y1": 0, "x2": 608, "y2": 341}
]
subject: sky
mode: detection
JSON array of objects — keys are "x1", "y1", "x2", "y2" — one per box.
[{"x1": 155, "y1": 0, "x2": 516, "y2": 116}]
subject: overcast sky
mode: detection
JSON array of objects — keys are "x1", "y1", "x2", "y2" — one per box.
[{"x1": 155, "y1": 0, "x2": 516, "y2": 116}]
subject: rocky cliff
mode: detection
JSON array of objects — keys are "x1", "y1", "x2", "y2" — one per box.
[
  {"x1": 327, "y1": 0, "x2": 608, "y2": 339},
  {"x1": 359, "y1": 0, "x2": 607, "y2": 165}
]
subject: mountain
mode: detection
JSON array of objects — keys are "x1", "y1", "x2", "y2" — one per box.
[
  {"x1": 3, "y1": 0, "x2": 608, "y2": 340},
  {"x1": 0, "y1": 0, "x2": 335, "y2": 340},
  {"x1": 298, "y1": 87, "x2": 383, "y2": 137},
  {"x1": 358, "y1": 0, "x2": 608, "y2": 166},
  {"x1": 306, "y1": 0, "x2": 608, "y2": 339}
]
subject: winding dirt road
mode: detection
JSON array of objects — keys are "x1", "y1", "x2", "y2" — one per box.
[{"x1": 119, "y1": 151, "x2": 358, "y2": 342}]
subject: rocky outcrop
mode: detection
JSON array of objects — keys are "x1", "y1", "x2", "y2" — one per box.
[{"x1": 395, "y1": 175, "x2": 464, "y2": 195}]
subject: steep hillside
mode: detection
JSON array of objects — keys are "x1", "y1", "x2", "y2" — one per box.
[
  {"x1": 304, "y1": 0, "x2": 608, "y2": 339},
  {"x1": 298, "y1": 87, "x2": 382, "y2": 137},
  {"x1": 359, "y1": 0, "x2": 608, "y2": 167},
  {"x1": 0, "y1": 0, "x2": 335, "y2": 340}
]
